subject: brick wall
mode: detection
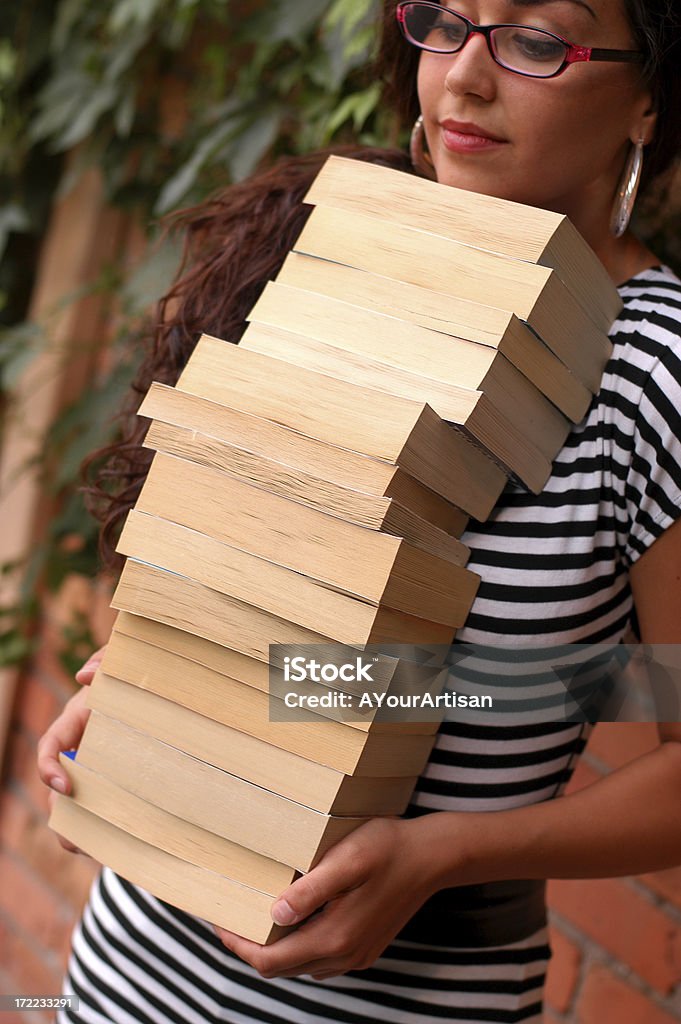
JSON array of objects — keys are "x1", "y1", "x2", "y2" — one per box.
[
  {"x1": 545, "y1": 723, "x2": 681, "y2": 1022},
  {"x1": 0, "y1": 578, "x2": 114, "y2": 1024},
  {"x1": 0, "y1": 155, "x2": 137, "y2": 1023}
]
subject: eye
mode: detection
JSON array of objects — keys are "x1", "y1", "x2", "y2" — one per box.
[
  {"x1": 407, "y1": 6, "x2": 467, "y2": 48},
  {"x1": 431, "y1": 16, "x2": 467, "y2": 45},
  {"x1": 506, "y1": 29, "x2": 565, "y2": 62}
]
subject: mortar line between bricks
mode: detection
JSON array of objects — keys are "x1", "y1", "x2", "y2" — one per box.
[
  {"x1": 0, "y1": 839, "x2": 85, "y2": 929},
  {"x1": 10, "y1": 773, "x2": 52, "y2": 819},
  {"x1": 549, "y1": 919, "x2": 590, "y2": 1016},
  {"x1": 33, "y1": 664, "x2": 79, "y2": 702},
  {"x1": 0, "y1": 903, "x2": 68, "y2": 994},
  {"x1": 549, "y1": 908, "x2": 681, "y2": 1017},
  {"x1": 629, "y1": 875, "x2": 681, "y2": 925},
  {"x1": 581, "y1": 750, "x2": 614, "y2": 776}
]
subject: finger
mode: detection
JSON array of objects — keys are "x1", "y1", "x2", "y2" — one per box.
[
  {"x1": 215, "y1": 921, "x2": 334, "y2": 978},
  {"x1": 213, "y1": 927, "x2": 266, "y2": 964},
  {"x1": 271, "y1": 847, "x2": 360, "y2": 927},
  {"x1": 48, "y1": 790, "x2": 80, "y2": 856},
  {"x1": 74, "y1": 645, "x2": 108, "y2": 685},
  {"x1": 36, "y1": 693, "x2": 90, "y2": 793},
  {"x1": 47, "y1": 790, "x2": 82, "y2": 855},
  {"x1": 273, "y1": 962, "x2": 341, "y2": 978}
]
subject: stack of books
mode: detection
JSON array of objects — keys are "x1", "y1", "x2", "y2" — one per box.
[{"x1": 50, "y1": 156, "x2": 621, "y2": 943}]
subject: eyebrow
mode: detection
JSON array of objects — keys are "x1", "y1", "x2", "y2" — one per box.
[{"x1": 508, "y1": 0, "x2": 597, "y2": 20}]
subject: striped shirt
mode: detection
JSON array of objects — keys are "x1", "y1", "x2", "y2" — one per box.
[{"x1": 59, "y1": 265, "x2": 681, "y2": 1024}]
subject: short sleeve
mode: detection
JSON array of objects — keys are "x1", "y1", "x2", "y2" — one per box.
[{"x1": 625, "y1": 343, "x2": 681, "y2": 564}]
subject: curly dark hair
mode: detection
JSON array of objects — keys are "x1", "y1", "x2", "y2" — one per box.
[{"x1": 375, "y1": 0, "x2": 681, "y2": 192}]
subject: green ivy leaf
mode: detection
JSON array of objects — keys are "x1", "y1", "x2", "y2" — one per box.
[
  {"x1": 0, "y1": 321, "x2": 46, "y2": 391},
  {"x1": 0, "y1": 202, "x2": 30, "y2": 259},
  {"x1": 120, "y1": 234, "x2": 184, "y2": 316},
  {"x1": 228, "y1": 109, "x2": 281, "y2": 182}
]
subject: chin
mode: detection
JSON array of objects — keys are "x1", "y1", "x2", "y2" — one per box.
[
  {"x1": 433, "y1": 163, "x2": 541, "y2": 207},
  {"x1": 432, "y1": 156, "x2": 508, "y2": 197}
]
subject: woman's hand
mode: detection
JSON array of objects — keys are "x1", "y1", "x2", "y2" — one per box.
[
  {"x1": 37, "y1": 646, "x2": 106, "y2": 853},
  {"x1": 73, "y1": 646, "x2": 108, "y2": 687},
  {"x1": 214, "y1": 815, "x2": 443, "y2": 980}
]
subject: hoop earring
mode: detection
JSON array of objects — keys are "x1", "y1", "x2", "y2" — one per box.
[
  {"x1": 410, "y1": 115, "x2": 437, "y2": 180},
  {"x1": 610, "y1": 138, "x2": 645, "y2": 239}
]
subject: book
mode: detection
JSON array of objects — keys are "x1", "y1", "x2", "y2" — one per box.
[
  {"x1": 52, "y1": 160, "x2": 622, "y2": 945},
  {"x1": 277, "y1": 252, "x2": 593, "y2": 421},
  {"x1": 100, "y1": 631, "x2": 441, "y2": 741},
  {"x1": 82, "y1": 675, "x2": 384, "y2": 871},
  {"x1": 107, "y1": 621, "x2": 448, "y2": 733},
  {"x1": 177, "y1": 335, "x2": 508, "y2": 514},
  {"x1": 143, "y1": 419, "x2": 468, "y2": 563},
  {"x1": 139, "y1": 383, "x2": 469, "y2": 537},
  {"x1": 49, "y1": 794, "x2": 292, "y2": 944},
  {"x1": 117, "y1": 505, "x2": 479, "y2": 633},
  {"x1": 115, "y1": 611, "x2": 273, "y2": 691},
  {"x1": 248, "y1": 281, "x2": 572, "y2": 449},
  {"x1": 303, "y1": 155, "x2": 622, "y2": 333},
  {"x1": 112, "y1": 559, "x2": 372, "y2": 661},
  {"x1": 294, "y1": 206, "x2": 612, "y2": 394},
  {"x1": 239, "y1": 321, "x2": 558, "y2": 489},
  {"x1": 86, "y1": 669, "x2": 438, "y2": 782},
  {"x1": 76, "y1": 707, "x2": 421, "y2": 820},
  {"x1": 133, "y1": 451, "x2": 475, "y2": 599},
  {"x1": 57, "y1": 751, "x2": 300, "y2": 896}
]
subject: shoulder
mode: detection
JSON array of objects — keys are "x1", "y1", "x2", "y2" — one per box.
[
  {"x1": 600, "y1": 266, "x2": 681, "y2": 409},
  {"x1": 612, "y1": 265, "x2": 681, "y2": 362}
]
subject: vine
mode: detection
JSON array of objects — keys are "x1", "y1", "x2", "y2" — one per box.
[{"x1": 0, "y1": 0, "x2": 390, "y2": 670}]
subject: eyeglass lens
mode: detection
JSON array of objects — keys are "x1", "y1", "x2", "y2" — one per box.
[{"x1": 402, "y1": 5, "x2": 568, "y2": 77}]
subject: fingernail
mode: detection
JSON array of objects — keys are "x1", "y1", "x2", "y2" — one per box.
[
  {"x1": 76, "y1": 658, "x2": 99, "y2": 676},
  {"x1": 272, "y1": 899, "x2": 297, "y2": 925},
  {"x1": 50, "y1": 776, "x2": 67, "y2": 793}
]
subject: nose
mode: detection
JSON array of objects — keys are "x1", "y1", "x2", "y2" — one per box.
[{"x1": 443, "y1": 31, "x2": 498, "y2": 100}]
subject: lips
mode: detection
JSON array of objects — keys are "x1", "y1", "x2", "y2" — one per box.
[
  {"x1": 439, "y1": 119, "x2": 507, "y2": 154},
  {"x1": 440, "y1": 119, "x2": 506, "y2": 142}
]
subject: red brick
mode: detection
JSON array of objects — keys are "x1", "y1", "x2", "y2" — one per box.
[
  {"x1": 6, "y1": 726, "x2": 50, "y2": 814},
  {"x1": 31, "y1": 619, "x2": 76, "y2": 692},
  {"x1": 0, "y1": 916, "x2": 62, "y2": 1004},
  {"x1": 21, "y1": 814, "x2": 98, "y2": 911},
  {"x1": 577, "y1": 963, "x2": 678, "y2": 1024},
  {"x1": 546, "y1": 926, "x2": 583, "y2": 1013},
  {"x1": 14, "y1": 674, "x2": 62, "y2": 743},
  {"x1": 586, "y1": 723, "x2": 659, "y2": 771},
  {"x1": 639, "y1": 865, "x2": 681, "y2": 911},
  {"x1": 0, "y1": 788, "x2": 33, "y2": 850},
  {"x1": 0, "y1": 851, "x2": 74, "y2": 954},
  {"x1": 548, "y1": 877, "x2": 681, "y2": 995},
  {"x1": 564, "y1": 757, "x2": 603, "y2": 796}
]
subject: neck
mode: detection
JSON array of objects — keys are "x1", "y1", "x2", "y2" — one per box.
[
  {"x1": 587, "y1": 229, "x2": 660, "y2": 287},
  {"x1": 553, "y1": 188, "x2": 659, "y2": 287}
]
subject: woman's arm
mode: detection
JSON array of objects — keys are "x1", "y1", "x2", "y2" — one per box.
[
  {"x1": 410, "y1": 516, "x2": 681, "y2": 891},
  {"x1": 217, "y1": 518, "x2": 681, "y2": 978}
]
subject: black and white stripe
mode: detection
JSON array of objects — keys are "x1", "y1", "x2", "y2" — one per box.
[{"x1": 59, "y1": 266, "x2": 681, "y2": 1024}]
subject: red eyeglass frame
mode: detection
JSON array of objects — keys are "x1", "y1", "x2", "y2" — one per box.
[{"x1": 395, "y1": 2, "x2": 645, "y2": 79}]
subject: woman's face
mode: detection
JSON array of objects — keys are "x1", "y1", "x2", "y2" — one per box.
[{"x1": 416, "y1": 0, "x2": 656, "y2": 225}]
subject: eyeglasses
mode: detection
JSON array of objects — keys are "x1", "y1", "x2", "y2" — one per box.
[{"x1": 396, "y1": 2, "x2": 645, "y2": 79}]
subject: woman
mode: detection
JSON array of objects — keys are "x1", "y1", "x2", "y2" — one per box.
[{"x1": 39, "y1": 2, "x2": 681, "y2": 1021}]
